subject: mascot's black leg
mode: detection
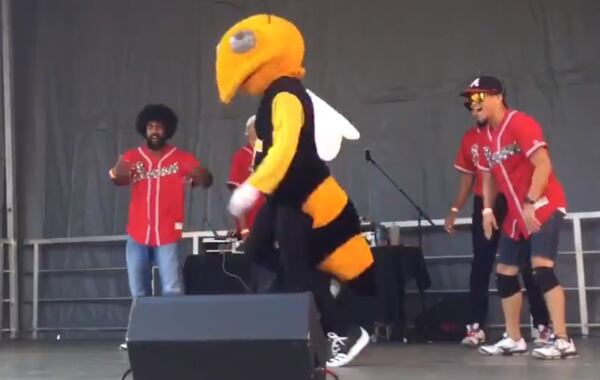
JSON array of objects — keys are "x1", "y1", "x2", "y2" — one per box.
[
  {"x1": 308, "y1": 270, "x2": 350, "y2": 335},
  {"x1": 244, "y1": 199, "x2": 281, "y2": 293},
  {"x1": 274, "y1": 204, "x2": 313, "y2": 291},
  {"x1": 269, "y1": 204, "x2": 370, "y2": 367},
  {"x1": 274, "y1": 204, "x2": 349, "y2": 332}
]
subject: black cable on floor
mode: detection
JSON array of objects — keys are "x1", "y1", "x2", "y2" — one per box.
[
  {"x1": 120, "y1": 368, "x2": 132, "y2": 380},
  {"x1": 221, "y1": 251, "x2": 252, "y2": 293}
]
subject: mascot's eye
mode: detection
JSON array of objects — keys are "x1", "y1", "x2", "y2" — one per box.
[{"x1": 230, "y1": 30, "x2": 256, "y2": 54}]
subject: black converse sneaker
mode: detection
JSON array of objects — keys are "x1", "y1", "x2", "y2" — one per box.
[{"x1": 326, "y1": 326, "x2": 370, "y2": 368}]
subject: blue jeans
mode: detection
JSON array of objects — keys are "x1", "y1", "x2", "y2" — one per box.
[{"x1": 125, "y1": 236, "x2": 183, "y2": 297}]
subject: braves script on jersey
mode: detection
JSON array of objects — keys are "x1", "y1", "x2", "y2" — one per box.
[
  {"x1": 477, "y1": 110, "x2": 566, "y2": 239},
  {"x1": 454, "y1": 126, "x2": 484, "y2": 196},
  {"x1": 123, "y1": 145, "x2": 200, "y2": 246}
]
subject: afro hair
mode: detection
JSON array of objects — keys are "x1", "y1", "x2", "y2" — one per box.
[{"x1": 136, "y1": 104, "x2": 178, "y2": 140}]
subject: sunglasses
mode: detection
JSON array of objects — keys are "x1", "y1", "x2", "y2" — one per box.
[{"x1": 469, "y1": 92, "x2": 488, "y2": 103}]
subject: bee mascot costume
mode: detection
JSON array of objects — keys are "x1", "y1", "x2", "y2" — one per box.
[{"x1": 216, "y1": 14, "x2": 374, "y2": 367}]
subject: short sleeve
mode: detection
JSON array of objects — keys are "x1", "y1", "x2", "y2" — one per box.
[
  {"x1": 180, "y1": 152, "x2": 201, "y2": 176},
  {"x1": 454, "y1": 132, "x2": 476, "y2": 174},
  {"x1": 511, "y1": 113, "x2": 547, "y2": 158},
  {"x1": 121, "y1": 149, "x2": 137, "y2": 163}
]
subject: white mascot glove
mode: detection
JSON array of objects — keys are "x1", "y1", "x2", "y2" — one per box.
[{"x1": 228, "y1": 182, "x2": 260, "y2": 217}]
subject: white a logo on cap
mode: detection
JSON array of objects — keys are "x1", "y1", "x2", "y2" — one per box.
[{"x1": 469, "y1": 78, "x2": 480, "y2": 88}]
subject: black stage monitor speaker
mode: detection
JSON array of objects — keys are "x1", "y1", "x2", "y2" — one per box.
[{"x1": 126, "y1": 292, "x2": 327, "y2": 380}]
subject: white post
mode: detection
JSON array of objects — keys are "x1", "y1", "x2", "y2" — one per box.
[
  {"x1": 2, "y1": 0, "x2": 19, "y2": 339},
  {"x1": 32, "y1": 244, "x2": 39, "y2": 339},
  {"x1": 0, "y1": 243, "x2": 4, "y2": 339},
  {"x1": 192, "y1": 235, "x2": 199, "y2": 255},
  {"x1": 572, "y1": 217, "x2": 589, "y2": 336}
]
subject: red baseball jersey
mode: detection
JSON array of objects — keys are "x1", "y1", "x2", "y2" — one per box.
[
  {"x1": 477, "y1": 110, "x2": 566, "y2": 240},
  {"x1": 227, "y1": 144, "x2": 265, "y2": 232},
  {"x1": 454, "y1": 127, "x2": 484, "y2": 196},
  {"x1": 122, "y1": 145, "x2": 200, "y2": 247}
]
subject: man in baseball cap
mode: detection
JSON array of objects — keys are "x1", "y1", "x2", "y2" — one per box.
[
  {"x1": 460, "y1": 75, "x2": 508, "y2": 128},
  {"x1": 449, "y1": 77, "x2": 551, "y2": 348},
  {"x1": 460, "y1": 75, "x2": 504, "y2": 97},
  {"x1": 463, "y1": 75, "x2": 577, "y2": 360}
]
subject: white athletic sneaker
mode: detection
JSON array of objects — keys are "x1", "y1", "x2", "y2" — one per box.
[
  {"x1": 533, "y1": 325, "x2": 553, "y2": 347},
  {"x1": 119, "y1": 342, "x2": 128, "y2": 351},
  {"x1": 326, "y1": 326, "x2": 370, "y2": 368},
  {"x1": 479, "y1": 333, "x2": 528, "y2": 356},
  {"x1": 532, "y1": 335, "x2": 577, "y2": 360},
  {"x1": 461, "y1": 323, "x2": 486, "y2": 347}
]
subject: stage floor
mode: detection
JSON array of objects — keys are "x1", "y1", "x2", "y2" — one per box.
[{"x1": 0, "y1": 338, "x2": 598, "y2": 380}]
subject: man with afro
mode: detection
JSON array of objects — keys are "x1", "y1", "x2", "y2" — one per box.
[{"x1": 109, "y1": 104, "x2": 212, "y2": 348}]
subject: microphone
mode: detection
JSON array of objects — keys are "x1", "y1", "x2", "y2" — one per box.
[
  {"x1": 364, "y1": 149, "x2": 373, "y2": 163},
  {"x1": 203, "y1": 217, "x2": 229, "y2": 241}
]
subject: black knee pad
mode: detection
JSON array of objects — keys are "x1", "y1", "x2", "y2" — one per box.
[
  {"x1": 533, "y1": 267, "x2": 559, "y2": 293},
  {"x1": 496, "y1": 274, "x2": 521, "y2": 298}
]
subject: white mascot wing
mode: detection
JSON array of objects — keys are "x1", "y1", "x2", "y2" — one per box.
[{"x1": 307, "y1": 89, "x2": 360, "y2": 161}]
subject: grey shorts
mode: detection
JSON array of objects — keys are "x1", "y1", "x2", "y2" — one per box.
[{"x1": 497, "y1": 211, "x2": 565, "y2": 267}]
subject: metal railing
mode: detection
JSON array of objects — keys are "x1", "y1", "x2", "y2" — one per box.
[
  {"x1": 1, "y1": 239, "x2": 5, "y2": 337},
  {"x1": 24, "y1": 230, "x2": 232, "y2": 339},
  {"x1": 20, "y1": 211, "x2": 600, "y2": 339},
  {"x1": 0, "y1": 238, "x2": 18, "y2": 339},
  {"x1": 380, "y1": 211, "x2": 600, "y2": 336}
]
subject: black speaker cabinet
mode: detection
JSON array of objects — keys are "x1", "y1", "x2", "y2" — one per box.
[{"x1": 126, "y1": 292, "x2": 327, "y2": 380}]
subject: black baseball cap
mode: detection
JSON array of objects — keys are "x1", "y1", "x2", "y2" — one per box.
[{"x1": 460, "y1": 75, "x2": 504, "y2": 97}]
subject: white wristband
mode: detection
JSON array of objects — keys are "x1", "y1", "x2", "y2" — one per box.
[{"x1": 482, "y1": 208, "x2": 493, "y2": 216}]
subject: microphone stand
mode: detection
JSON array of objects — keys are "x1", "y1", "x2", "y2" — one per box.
[
  {"x1": 365, "y1": 150, "x2": 435, "y2": 317},
  {"x1": 365, "y1": 152, "x2": 435, "y2": 252}
]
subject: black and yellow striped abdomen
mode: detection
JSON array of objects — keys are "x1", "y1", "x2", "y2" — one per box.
[
  {"x1": 302, "y1": 176, "x2": 374, "y2": 281},
  {"x1": 253, "y1": 77, "x2": 374, "y2": 289}
]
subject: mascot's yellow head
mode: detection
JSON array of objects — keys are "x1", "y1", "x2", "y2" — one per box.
[{"x1": 216, "y1": 14, "x2": 305, "y2": 104}]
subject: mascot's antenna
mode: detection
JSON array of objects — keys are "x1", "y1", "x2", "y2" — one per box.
[
  {"x1": 213, "y1": 1, "x2": 271, "y2": 23},
  {"x1": 213, "y1": 1, "x2": 244, "y2": 16}
]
